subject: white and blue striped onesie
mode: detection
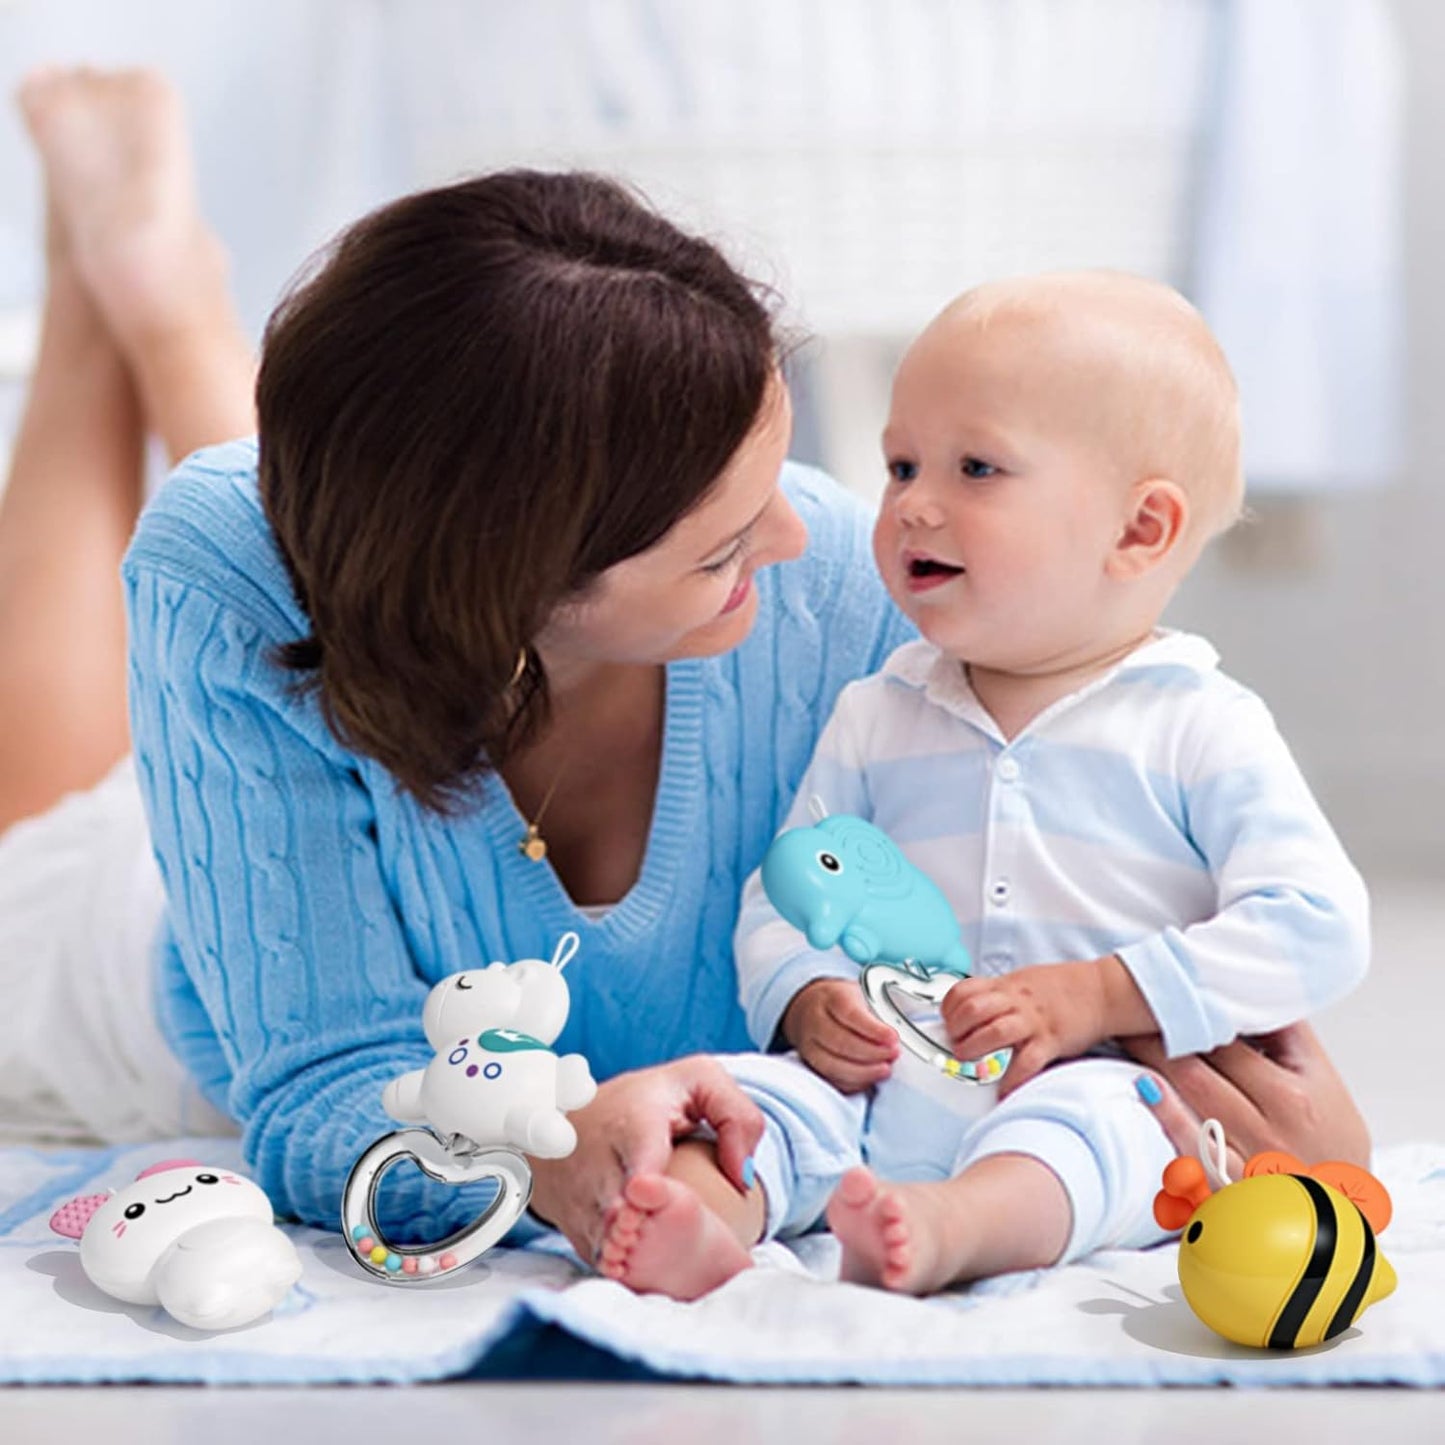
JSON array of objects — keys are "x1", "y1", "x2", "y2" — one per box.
[{"x1": 730, "y1": 631, "x2": 1369, "y2": 1261}]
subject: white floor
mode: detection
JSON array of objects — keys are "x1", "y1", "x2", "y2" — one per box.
[{"x1": 2, "y1": 876, "x2": 1442, "y2": 1438}]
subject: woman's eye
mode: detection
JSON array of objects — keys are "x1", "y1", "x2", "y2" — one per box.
[
  {"x1": 702, "y1": 541, "x2": 746, "y2": 575},
  {"x1": 887, "y1": 459, "x2": 918, "y2": 484},
  {"x1": 960, "y1": 456, "x2": 998, "y2": 479}
]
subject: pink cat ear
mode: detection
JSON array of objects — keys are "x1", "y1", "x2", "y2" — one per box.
[
  {"x1": 50, "y1": 1191, "x2": 113, "y2": 1240},
  {"x1": 135, "y1": 1158, "x2": 201, "y2": 1181}
]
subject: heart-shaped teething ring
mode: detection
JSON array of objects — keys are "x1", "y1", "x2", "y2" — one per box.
[
  {"x1": 862, "y1": 962, "x2": 1012, "y2": 1084},
  {"x1": 341, "y1": 1127, "x2": 532, "y2": 1283}
]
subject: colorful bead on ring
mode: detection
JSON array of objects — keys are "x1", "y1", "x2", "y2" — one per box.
[{"x1": 340, "y1": 1127, "x2": 532, "y2": 1287}]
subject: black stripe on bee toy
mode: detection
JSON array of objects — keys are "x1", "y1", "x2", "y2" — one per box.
[
  {"x1": 1267, "y1": 1175, "x2": 1337, "y2": 1349},
  {"x1": 1324, "y1": 1209, "x2": 1378, "y2": 1341}
]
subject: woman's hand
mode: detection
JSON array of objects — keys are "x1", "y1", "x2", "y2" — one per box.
[
  {"x1": 525, "y1": 1055, "x2": 764, "y2": 1263},
  {"x1": 1123, "y1": 1021, "x2": 1372, "y2": 1180}
]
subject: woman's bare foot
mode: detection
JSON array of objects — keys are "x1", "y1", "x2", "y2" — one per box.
[
  {"x1": 596, "y1": 1174, "x2": 753, "y2": 1301},
  {"x1": 826, "y1": 1167, "x2": 965, "y2": 1295},
  {"x1": 16, "y1": 66, "x2": 256, "y2": 462},
  {"x1": 17, "y1": 67, "x2": 230, "y2": 349}
]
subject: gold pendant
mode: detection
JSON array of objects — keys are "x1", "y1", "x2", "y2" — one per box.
[{"x1": 519, "y1": 826, "x2": 547, "y2": 862}]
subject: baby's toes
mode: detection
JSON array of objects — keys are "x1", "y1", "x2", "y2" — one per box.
[{"x1": 597, "y1": 1235, "x2": 632, "y2": 1276}]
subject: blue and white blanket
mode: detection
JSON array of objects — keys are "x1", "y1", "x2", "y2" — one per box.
[{"x1": 4, "y1": 1138, "x2": 1444, "y2": 1385}]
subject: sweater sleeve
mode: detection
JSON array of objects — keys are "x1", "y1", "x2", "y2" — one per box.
[
  {"x1": 124, "y1": 565, "x2": 496, "y2": 1238},
  {"x1": 1115, "y1": 689, "x2": 1370, "y2": 1056}
]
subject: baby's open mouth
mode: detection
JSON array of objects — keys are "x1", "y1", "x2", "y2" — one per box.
[{"x1": 908, "y1": 558, "x2": 964, "y2": 579}]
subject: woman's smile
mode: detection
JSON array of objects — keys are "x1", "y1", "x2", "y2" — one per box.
[{"x1": 720, "y1": 571, "x2": 754, "y2": 614}]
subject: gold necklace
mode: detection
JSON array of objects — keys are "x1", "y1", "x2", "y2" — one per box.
[
  {"x1": 518, "y1": 760, "x2": 568, "y2": 862},
  {"x1": 509, "y1": 648, "x2": 570, "y2": 862}
]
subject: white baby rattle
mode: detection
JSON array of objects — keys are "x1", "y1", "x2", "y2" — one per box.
[
  {"x1": 342, "y1": 931, "x2": 596, "y2": 1283},
  {"x1": 49, "y1": 1160, "x2": 303, "y2": 1331}
]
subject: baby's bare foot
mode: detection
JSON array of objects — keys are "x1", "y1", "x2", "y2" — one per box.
[
  {"x1": 17, "y1": 67, "x2": 228, "y2": 346},
  {"x1": 596, "y1": 1174, "x2": 752, "y2": 1302},
  {"x1": 826, "y1": 1167, "x2": 962, "y2": 1295}
]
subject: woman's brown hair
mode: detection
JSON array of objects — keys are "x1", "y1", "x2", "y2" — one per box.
[{"x1": 256, "y1": 170, "x2": 778, "y2": 812}]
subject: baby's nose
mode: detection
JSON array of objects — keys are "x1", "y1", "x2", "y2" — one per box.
[{"x1": 895, "y1": 490, "x2": 943, "y2": 528}]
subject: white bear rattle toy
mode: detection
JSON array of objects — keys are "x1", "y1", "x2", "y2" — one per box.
[
  {"x1": 341, "y1": 931, "x2": 596, "y2": 1284},
  {"x1": 49, "y1": 1160, "x2": 302, "y2": 1331}
]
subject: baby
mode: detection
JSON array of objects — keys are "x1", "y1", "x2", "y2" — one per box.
[{"x1": 595, "y1": 272, "x2": 1369, "y2": 1300}]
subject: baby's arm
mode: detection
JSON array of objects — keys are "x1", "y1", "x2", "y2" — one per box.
[
  {"x1": 735, "y1": 683, "x2": 898, "y2": 1092},
  {"x1": 779, "y1": 977, "x2": 899, "y2": 1092},
  {"x1": 942, "y1": 956, "x2": 1156, "y2": 1095},
  {"x1": 949, "y1": 687, "x2": 1367, "y2": 1085},
  {"x1": 1109, "y1": 689, "x2": 1368, "y2": 1056}
]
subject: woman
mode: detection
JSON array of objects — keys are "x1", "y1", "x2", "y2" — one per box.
[{"x1": 0, "y1": 69, "x2": 1368, "y2": 1260}]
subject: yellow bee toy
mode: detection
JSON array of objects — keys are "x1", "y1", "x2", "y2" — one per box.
[{"x1": 1153, "y1": 1126, "x2": 1396, "y2": 1350}]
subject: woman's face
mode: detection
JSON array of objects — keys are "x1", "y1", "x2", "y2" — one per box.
[{"x1": 537, "y1": 378, "x2": 807, "y2": 670}]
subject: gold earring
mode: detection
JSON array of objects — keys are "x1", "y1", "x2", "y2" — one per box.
[{"x1": 509, "y1": 648, "x2": 529, "y2": 689}]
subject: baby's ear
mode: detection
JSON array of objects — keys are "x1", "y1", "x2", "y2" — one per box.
[{"x1": 1108, "y1": 479, "x2": 1188, "y2": 579}]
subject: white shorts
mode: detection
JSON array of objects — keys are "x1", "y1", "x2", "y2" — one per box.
[{"x1": 0, "y1": 757, "x2": 234, "y2": 1143}]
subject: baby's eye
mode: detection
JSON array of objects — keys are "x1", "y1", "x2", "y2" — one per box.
[
  {"x1": 960, "y1": 456, "x2": 998, "y2": 479},
  {"x1": 886, "y1": 459, "x2": 918, "y2": 484}
]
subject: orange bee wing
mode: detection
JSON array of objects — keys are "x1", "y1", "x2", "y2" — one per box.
[
  {"x1": 1309, "y1": 1161, "x2": 1393, "y2": 1234},
  {"x1": 1243, "y1": 1150, "x2": 1307, "y2": 1178}
]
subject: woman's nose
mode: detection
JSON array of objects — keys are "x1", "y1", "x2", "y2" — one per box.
[{"x1": 761, "y1": 491, "x2": 809, "y2": 563}]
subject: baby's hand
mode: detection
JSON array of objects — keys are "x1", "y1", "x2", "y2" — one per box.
[
  {"x1": 781, "y1": 978, "x2": 899, "y2": 1093},
  {"x1": 941, "y1": 963, "x2": 1100, "y2": 1097}
]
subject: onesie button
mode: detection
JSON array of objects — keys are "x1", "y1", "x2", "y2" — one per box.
[
  {"x1": 989, "y1": 879, "x2": 1011, "y2": 906},
  {"x1": 996, "y1": 757, "x2": 1020, "y2": 783}
]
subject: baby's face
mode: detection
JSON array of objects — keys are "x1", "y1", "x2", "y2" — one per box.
[{"x1": 873, "y1": 310, "x2": 1133, "y2": 676}]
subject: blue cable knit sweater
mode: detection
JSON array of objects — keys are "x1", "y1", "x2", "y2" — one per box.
[{"x1": 123, "y1": 439, "x2": 911, "y2": 1234}]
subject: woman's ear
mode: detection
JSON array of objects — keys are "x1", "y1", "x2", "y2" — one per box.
[{"x1": 1107, "y1": 479, "x2": 1188, "y2": 579}]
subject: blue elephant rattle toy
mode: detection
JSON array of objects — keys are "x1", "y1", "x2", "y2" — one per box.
[{"x1": 760, "y1": 808, "x2": 1011, "y2": 1085}]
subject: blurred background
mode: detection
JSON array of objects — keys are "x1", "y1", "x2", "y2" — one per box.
[{"x1": 0, "y1": 0, "x2": 1438, "y2": 895}]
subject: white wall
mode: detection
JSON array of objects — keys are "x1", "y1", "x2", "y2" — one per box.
[
  {"x1": 0, "y1": 0, "x2": 1437, "y2": 878},
  {"x1": 1159, "y1": 0, "x2": 1441, "y2": 879}
]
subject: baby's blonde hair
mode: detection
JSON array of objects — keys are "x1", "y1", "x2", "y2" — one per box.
[{"x1": 940, "y1": 271, "x2": 1244, "y2": 546}]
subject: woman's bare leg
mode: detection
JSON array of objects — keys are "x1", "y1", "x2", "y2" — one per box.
[
  {"x1": 0, "y1": 69, "x2": 256, "y2": 831},
  {"x1": 0, "y1": 258, "x2": 142, "y2": 831}
]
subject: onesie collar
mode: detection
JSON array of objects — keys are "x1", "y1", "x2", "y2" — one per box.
[{"x1": 881, "y1": 629, "x2": 1220, "y2": 739}]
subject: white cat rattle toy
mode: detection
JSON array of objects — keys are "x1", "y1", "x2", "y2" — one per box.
[
  {"x1": 342, "y1": 931, "x2": 596, "y2": 1283},
  {"x1": 49, "y1": 1160, "x2": 303, "y2": 1331}
]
